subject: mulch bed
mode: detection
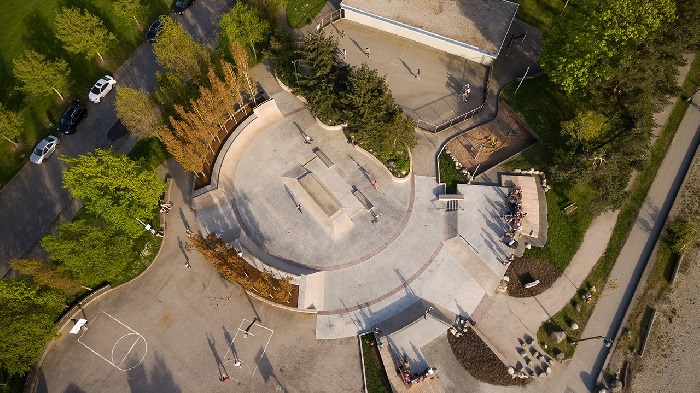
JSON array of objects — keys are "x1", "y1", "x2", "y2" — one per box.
[
  {"x1": 446, "y1": 103, "x2": 538, "y2": 176},
  {"x1": 448, "y1": 327, "x2": 528, "y2": 386},
  {"x1": 505, "y1": 256, "x2": 563, "y2": 297}
]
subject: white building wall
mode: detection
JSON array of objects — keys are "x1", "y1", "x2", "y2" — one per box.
[{"x1": 343, "y1": 8, "x2": 495, "y2": 65}]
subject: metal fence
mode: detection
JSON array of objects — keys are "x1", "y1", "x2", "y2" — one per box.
[
  {"x1": 316, "y1": 9, "x2": 344, "y2": 32},
  {"x1": 416, "y1": 64, "x2": 493, "y2": 133}
]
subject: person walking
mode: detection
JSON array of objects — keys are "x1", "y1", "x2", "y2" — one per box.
[
  {"x1": 340, "y1": 29, "x2": 345, "y2": 38},
  {"x1": 184, "y1": 260, "x2": 191, "y2": 269},
  {"x1": 424, "y1": 306, "x2": 433, "y2": 319},
  {"x1": 342, "y1": 48, "x2": 347, "y2": 60},
  {"x1": 372, "y1": 180, "x2": 379, "y2": 189},
  {"x1": 365, "y1": 47, "x2": 370, "y2": 58},
  {"x1": 416, "y1": 68, "x2": 421, "y2": 79}
]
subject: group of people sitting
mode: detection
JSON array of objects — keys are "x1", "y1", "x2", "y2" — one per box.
[
  {"x1": 398, "y1": 358, "x2": 438, "y2": 386},
  {"x1": 502, "y1": 188, "x2": 527, "y2": 247}
]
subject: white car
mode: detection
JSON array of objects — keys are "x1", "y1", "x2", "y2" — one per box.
[
  {"x1": 30, "y1": 136, "x2": 60, "y2": 164},
  {"x1": 88, "y1": 75, "x2": 116, "y2": 103}
]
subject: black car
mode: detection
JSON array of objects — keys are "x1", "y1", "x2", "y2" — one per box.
[
  {"x1": 145, "y1": 18, "x2": 163, "y2": 43},
  {"x1": 58, "y1": 99, "x2": 87, "y2": 135},
  {"x1": 171, "y1": 0, "x2": 194, "y2": 15}
]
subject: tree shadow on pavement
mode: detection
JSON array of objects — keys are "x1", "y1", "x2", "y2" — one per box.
[{"x1": 126, "y1": 353, "x2": 181, "y2": 393}]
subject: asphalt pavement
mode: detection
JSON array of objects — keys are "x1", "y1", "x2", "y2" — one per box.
[{"x1": 0, "y1": 0, "x2": 232, "y2": 277}]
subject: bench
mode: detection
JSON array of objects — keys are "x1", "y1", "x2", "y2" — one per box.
[{"x1": 563, "y1": 202, "x2": 577, "y2": 215}]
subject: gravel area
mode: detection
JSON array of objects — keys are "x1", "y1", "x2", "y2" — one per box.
[
  {"x1": 505, "y1": 256, "x2": 562, "y2": 297},
  {"x1": 447, "y1": 327, "x2": 529, "y2": 386},
  {"x1": 629, "y1": 248, "x2": 700, "y2": 393}
]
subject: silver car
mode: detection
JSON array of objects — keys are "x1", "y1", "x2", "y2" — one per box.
[{"x1": 30, "y1": 135, "x2": 60, "y2": 164}]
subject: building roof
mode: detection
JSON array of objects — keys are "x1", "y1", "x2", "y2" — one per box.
[{"x1": 341, "y1": 0, "x2": 518, "y2": 56}]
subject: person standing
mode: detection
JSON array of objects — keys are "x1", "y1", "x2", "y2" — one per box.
[
  {"x1": 365, "y1": 47, "x2": 370, "y2": 58},
  {"x1": 416, "y1": 68, "x2": 421, "y2": 79},
  {"x1": 342, "y1": 48, "x2": 347, "y2": 59},
  {"x1": 424, "y1": 306, "x2": 433, "y2": 319}
]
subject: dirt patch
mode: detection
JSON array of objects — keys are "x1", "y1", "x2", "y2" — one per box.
[
  {"x1": 448, "y1": 327, "x2": 529, "y2": 386},
  {"x1": 445, "y1": 103, "x2": 538, "y2": 176},
  {"x1": 506, "y1": 256, "x2": 562, "y2": 297}
]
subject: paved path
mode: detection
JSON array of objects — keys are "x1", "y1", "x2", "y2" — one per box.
[
  {"x1": 34, "y1": 160, "x2": 362, "y2": 392},
  {"x1": 549, "y1": 81, "x2": 700, "y2": 393},
  {"x1": 0, "y1": 0, "x2": 233, "y2": 277}
]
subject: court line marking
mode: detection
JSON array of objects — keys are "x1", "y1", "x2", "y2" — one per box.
[
  {"x1": 227, "y1": 319, "x2": 274, "y2": 376},
  {"x1": 76, "y1": 311, "x2": 147, "y2": 371}
]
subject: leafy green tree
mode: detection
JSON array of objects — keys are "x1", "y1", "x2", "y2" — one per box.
[
  {"x1": 113, "y1": 0, "x2": 146, "y2": 28},
  {"x1": 62, "y1": 149, "x2": 164, "y2": 237},
  {"x1": 13, "y1": 50, "x2": 70, "y2": 101},
  {"x1": 294, "y1": 33, "x2": 347, "y2": 124},
  {"x1": 41, "y1": 219, "x2": 137, "y2": 287},
  {"x1": 541, "y1": 0, "x2": 676, "y2": 94},
  {"x1": 55, "y1": 8, "x2": 117, "y2": 62},
  {"x1": 10, "y1": 259, "x2": 84, "y2": 295},
  {"x1": 115, "y1": 87, "x2": 164, "y2": 139},
  {"x1": 219, "y1": 2, "x2": 270, "y2": 59},
  {"x1": 0, "y1": 103, "x2": 22, "y2": 148},
  {"x1": 561, "y1": 111, "x2": 608, "y2": 146},
  {"x1": 153, "y1": 17, "x2": 209, "y2": 82},
  {"x1": 0, "y1": 278, "x2": 65, "y2": 375}
]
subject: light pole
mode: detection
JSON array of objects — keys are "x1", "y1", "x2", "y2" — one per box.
[{"x1": 570, "y1": 335, "x2": 613, "y2": 348}]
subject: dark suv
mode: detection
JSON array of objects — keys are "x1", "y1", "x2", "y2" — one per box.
[
  {"x1": 171, "y1": 0, "x2": 194, "y2": 15},
  {"x1": 145, "y1": 18, "x2": 163, "y2": 43},
  {"x1": 58, "y1": 99, "x2": 87, "y2": 135}
]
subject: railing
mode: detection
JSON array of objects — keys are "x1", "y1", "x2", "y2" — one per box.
[
  {"x1": 416, "y1": 64, "x2": 493, "y2": 133},
  {"x1": 316, "y1": 9, "x2": 344, "y2": 32}
]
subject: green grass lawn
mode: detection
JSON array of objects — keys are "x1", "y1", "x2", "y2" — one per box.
[
  {"x1": 439, "y1": 150, "x2": 465, "y2": 194},
  {"x1": 0, "y1": 0, "x2": 168, "y2": 188},
  {"x1": 360, "y1": 333, "x2": 392, "y2": 393},
  {"x1": 512, "y1": 0, "x2": 565, "y2": 30},
  {"x1": 128, "y1": 137, "x2": 171, "y2": 171},
  {"x1": 286, "y1": 0, "x2": 327, "y2": 28},
  {"x1": 501, "y1": 76, "x2": 594, "y2": 269}
]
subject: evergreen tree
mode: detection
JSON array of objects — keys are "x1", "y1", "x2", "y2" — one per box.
[{"x1": 294, "y1": 33, "x2": 346, "y2": 124}]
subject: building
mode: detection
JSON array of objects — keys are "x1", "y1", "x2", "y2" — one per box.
[{"x1": 340, "y1": 0, "x2": 519, "y2": 65}]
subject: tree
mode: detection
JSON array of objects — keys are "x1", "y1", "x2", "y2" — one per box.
[
  {"x1": 115, "y1": 87, "x2": 164, "y2": 139},
  {"x1": 0, "y1": 103, "x2": 22, "y2": 148},
  {"x1": 294, "y1": 33, "x2": 347, "y2": 124},
  {"x1": 113, "y1": 0, "x2": 145, "y2": 28},
  {"x1": 41, "y1": 219, "x2": 138, "y2": 287},
  {"x1": 231, "y1": 43, "x2": 258, "y2": 100},
  {"x1": 343, "y1": 64, "x2": 415, "y2": 161},
  {"x1": 153, "y1": 17, "x2": 209, "y2": 82},
  {"x1": 0, "y1": 278, "x2": 65, "y2": 375},
  {"x1": 561, "y1": 111, "x2": 608, "y2": 146},
  {"x1": 13, "y1": 50, "x2": 70, "y2": 101},
  {"x1": 62, "y1": 149, "x2": 164, "y2": 237},
  {"x1": 10, "y1": 259, "x2": 84, "y2": 295},
  {"x1": 219, "y1": 2, "x2": 270, "y2": 59},
  {"x1": 55, "y1": 8, "x2": 116, "y2": 62},
  {"x1": 541, "y1": 0, "x2": 676, "y2": 94}
]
